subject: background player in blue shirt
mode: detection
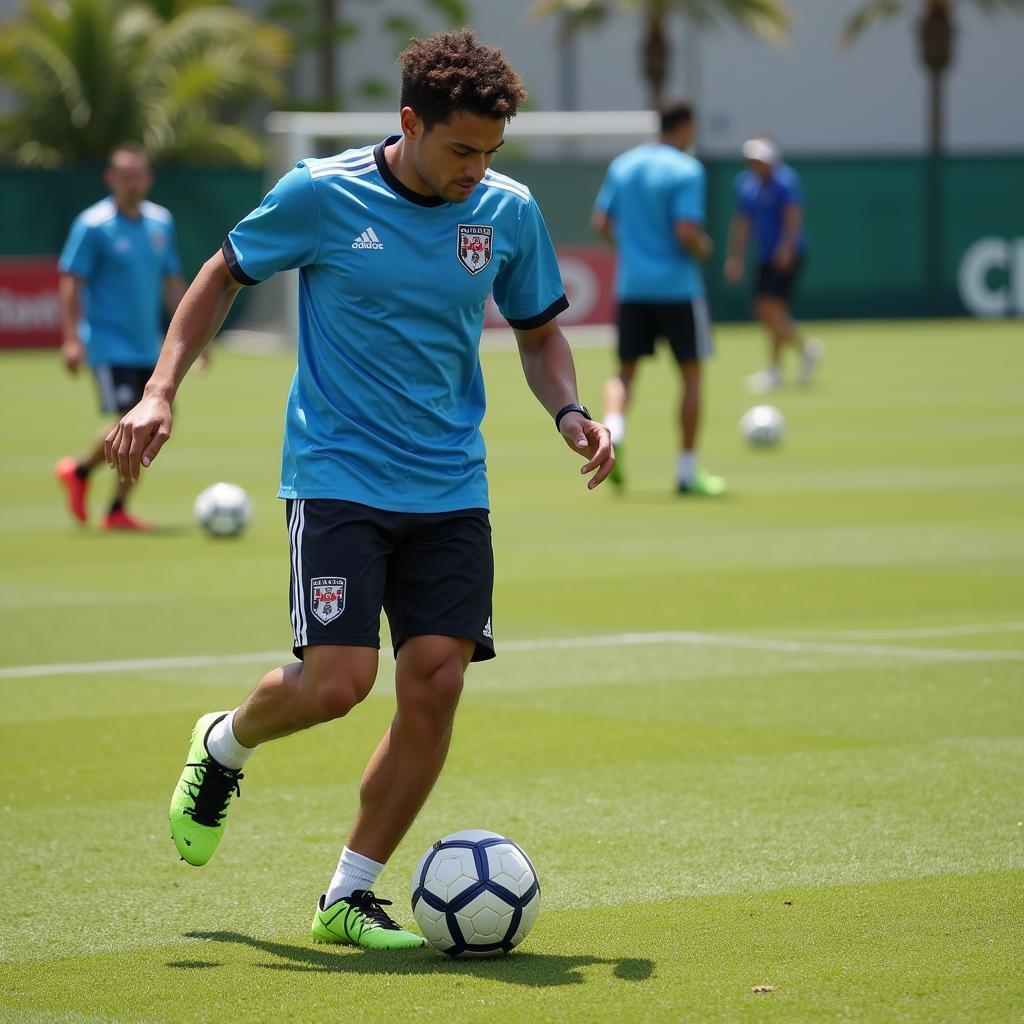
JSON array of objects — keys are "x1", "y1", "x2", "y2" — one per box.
[
  {"x1": 592, "y1": 102, "x2": 725, "y2": 497},
  {"x1": 725, "y1": 135, "x2": 824, "y2": 394},
  {"x1": 55, "y1": 143, "x2": 188, "y2": 531},
  {"x1": 106, "y1": 30, "x2": 613, "y2": 950}
]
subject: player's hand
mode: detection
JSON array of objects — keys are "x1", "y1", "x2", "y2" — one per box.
[
  {"x1": 724, "y1": 257, "x2": 743, "y2": 284},
  {"x1": 105, "y1": 393, "x2": 173, "y2": 484},
  {"x1": 695, "y1": 232, "x2": 714, "y2": 262},
  {"x1": 560, "y1": 414, "x2": 615, "y2": 490},
  {"x1": 61, "y1": 336, "x2": 84, "y2": 375}
]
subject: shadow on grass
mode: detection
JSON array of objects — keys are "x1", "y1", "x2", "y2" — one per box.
[{"x1": 179, "y1": 931, "x2": 654, "y2": 988}]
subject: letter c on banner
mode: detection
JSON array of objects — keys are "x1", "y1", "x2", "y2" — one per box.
[{"x1": 958, "y1": 238, "x2": 1009, "y2": 318}]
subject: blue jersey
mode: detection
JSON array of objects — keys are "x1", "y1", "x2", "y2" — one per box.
[
  {"x1": 223, "y1": 137, "x2": 567, "y2": 513},
  {"x1": 58, "y1": 198, "x2": 181, "y2": 368},
  {"x1": 735, "y1": 164, "x2": 806, "y2": 262},
  {"x1": 594, "y1": 143, "x2": 706, "y2": 302}
]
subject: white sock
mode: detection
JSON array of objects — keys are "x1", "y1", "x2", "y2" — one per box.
[
  {"x1": 204, "y1": 709, "x2": 255, "y2": 770},
  {"x1": 678, "y1": 451, "x2": 697, "y2": 485},
  {"x1": 605, "y1": 411, "x2": 625, "y2": 445},
  {"x1": 324, "y1": 846, "x2": 385, "y2": 907}
]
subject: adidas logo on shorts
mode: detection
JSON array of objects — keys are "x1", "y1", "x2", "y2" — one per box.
[{"x1": 352, "y1": 227, "x2": 384, "y2": 250}]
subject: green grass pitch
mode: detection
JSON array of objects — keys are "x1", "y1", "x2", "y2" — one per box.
[{"x1": 1, "y1": 319, "x2": 1022, "y2": 1022}]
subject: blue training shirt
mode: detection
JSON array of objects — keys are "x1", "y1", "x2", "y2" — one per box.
[
  {"x1": 735, "y1": 164, "x2": 807, "y2": 263},
  {"x1": 593, "y1": 143, "x2": 706, "y2": 302},
  {"x1": 223, "y1": 137, "x2": 568, "y2": 514},
  {"x1": 58, "y1": 198, "x2": 182, "y2": 368}
]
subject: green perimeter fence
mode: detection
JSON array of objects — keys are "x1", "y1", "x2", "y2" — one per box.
[{"x1": 2, "y1": 153, "x2": 1021, "y2": 322}]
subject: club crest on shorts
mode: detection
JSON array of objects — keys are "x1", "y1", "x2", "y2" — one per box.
[
  {"x1": 310, "y1": 577, "x2": 346, "y2": 625},
  {"x1": 457, "y1": 224, "x2": 493, "y2": 275}
]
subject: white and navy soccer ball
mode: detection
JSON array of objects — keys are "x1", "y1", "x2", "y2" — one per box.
[
  {"x1": 740, "y1": 405, "x2": 785, "y2": 447},
  {"x1": 411, "y1": 829, "x2": 541, "y2": 958},
  {"x1": 194, "y1": 482, "x2": 252, "y2": 538}
]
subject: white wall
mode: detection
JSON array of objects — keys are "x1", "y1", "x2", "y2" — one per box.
[{"x1": 332, "y1": 0, "x2": 1024, "y2": 155}]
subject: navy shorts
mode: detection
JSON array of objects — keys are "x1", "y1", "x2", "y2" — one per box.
[
  {"x1": 755, "y1": 257, "x2": 804, "y2": 301},
  {"x1": 616, "y1": 299, "x2": 714, "y2": 364},
  {"x1": 93, "y1": 365, "x2": 153, "y2": 414},
  {"x1": 286, "y1": 498, "x2": 495, "y2": 662}
]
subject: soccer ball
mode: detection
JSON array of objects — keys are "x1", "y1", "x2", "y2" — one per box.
[
  {"x1": 739, "y1": 405, "x2": 785, "y2": 447},
  {"x1": 194, "y1": 482, "x2": 252, "y2": 538},
  {"x1": 411, "y1": 829, "x2": 541, "y2": 958}
]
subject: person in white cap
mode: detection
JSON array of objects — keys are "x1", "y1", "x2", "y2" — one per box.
[{"x1": 724, "y1": 135, "x2": 823, "y2": 393}]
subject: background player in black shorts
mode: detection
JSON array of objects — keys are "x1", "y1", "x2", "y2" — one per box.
[
  {"x1": 725, "y1": 134, "x2": 824, "y2": 394},
  {"x1": 55, "y1": 144, "x2": 190, "y2": 530},
  {"x1": 592, "y1": 102, "x2": 725, "y2": 496}
]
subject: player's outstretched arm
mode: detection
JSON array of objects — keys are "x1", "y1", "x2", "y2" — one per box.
[
  {"x1": 106, "y1": 250, "x2": 242, "y2": 483},
  {"x1": 514, "y1": 319, "x2": 615, "y2": 490}
]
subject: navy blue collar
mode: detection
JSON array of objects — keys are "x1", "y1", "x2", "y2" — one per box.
[{"x1": 374, "y1": 136, "x2": 447, "y2": 208}]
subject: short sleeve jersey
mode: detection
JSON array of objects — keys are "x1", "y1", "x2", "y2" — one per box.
[
  {"x1": 593, "y1": 143, "x2": 706, "y2": 302},
  {"x1": 58, "y1": 198, "x2": 182, "y2": 368},
  {"x1": 735, "y1": 164, "x2": 806, "y2": 262},
  {"x1": 223, "y1": 137, "x2": 568, "y2": 514}
]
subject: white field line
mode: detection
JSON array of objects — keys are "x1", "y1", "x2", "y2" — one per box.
[
  {"x1": 1, "y1": 628, "x2": 1022, "y2": 681},
  {"x1": 782, "y1": 621, "x2": 1024, "y2": 640}
]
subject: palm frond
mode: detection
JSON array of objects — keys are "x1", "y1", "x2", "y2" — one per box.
[
  {"x1": 841, "y1": 0, "x2": 906, "y2": 48},
  {"x1": 968, "y1": 0, "x2": 1024, "y2": 12},
  {"x1": 529, "y1": 0, "x2": 614, "y2": 40}
]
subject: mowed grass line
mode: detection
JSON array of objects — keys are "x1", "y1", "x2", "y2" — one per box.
[
  {"x1": 1, "y1": 873, "x2": 1019, "y2": 1023},
  {"x1": 1, "y1": 320, "x2": 1022, "y2": 1022}
]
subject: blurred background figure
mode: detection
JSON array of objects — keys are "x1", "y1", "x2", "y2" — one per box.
[
  {"x1": 55, "y1": 144, "x2": 189, "y2": 531},
  {"x1": 724, "y1": 135, "x2": 823, "y2": 394},
  {"x1": 592, "y1": 101, "x2": 724, "y2": 497}
]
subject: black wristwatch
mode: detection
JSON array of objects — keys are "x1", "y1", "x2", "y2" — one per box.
[{"x1": 554, "y1": 403, "x2": 591, "y2": 431}]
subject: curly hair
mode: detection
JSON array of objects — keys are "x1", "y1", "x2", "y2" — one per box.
[{"x1": 398, "y1": 29, "x2": 527, "y2": 128}]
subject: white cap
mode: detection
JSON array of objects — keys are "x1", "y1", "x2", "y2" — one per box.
[{"x1": 741, "y1": 137, "x2": 781, "y2": 165}]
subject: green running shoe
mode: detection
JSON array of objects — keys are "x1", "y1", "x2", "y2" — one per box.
[
  {"x1": 169, "y1": 712, "x2": 243, "y2": 866},
  {"x1": 312, "y1": 890, "x2": 426, "y2": 950},
  {"x1": 678, "y1": 469, "x2": 727, "y2": 497}
]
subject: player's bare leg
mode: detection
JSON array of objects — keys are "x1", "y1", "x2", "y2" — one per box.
[
  {"x1": 346, "y1": 634, "x2": 473, "y2": 864},
  {"x1": 603, "y1": 361, "x2": 635, "y2": 489},
  {"x1": 677, "y1": 360, "x2": 724, "y2": 496},
  {"x1": 232, "y1": 645, "x2": 379, "y2": 747},
  {"x1": 312, "y1": 635, "x2": 472, "y2": 949},
  {"x1": 169, "y1": 647, "x2": 379, "y2": 867}
]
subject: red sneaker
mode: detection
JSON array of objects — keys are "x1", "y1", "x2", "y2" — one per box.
[
  {"x1": 102, "y1": 509, "x2": 153, "y2": 532},
  {"x1": 55, "y1": 456, "x2": 89, "y2": 523}
]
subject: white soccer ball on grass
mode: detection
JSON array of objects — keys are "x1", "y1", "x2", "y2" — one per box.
[
  {"x1": 194, "y1": 482, "x2": 252, "y2": 538},
  {"x1": 411, "y1": 829, "x2": 541, "y2": 957},
  {"x1": 739, "y1": 405, "x2": 785, "y2": 447}
]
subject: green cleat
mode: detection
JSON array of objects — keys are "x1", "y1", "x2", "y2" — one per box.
[
  {"x1": 678, "y1": 469, "x2": 727, "y2": 497},
  {"x1": 169, "y1": 712, "x2": 243, "y2": 866},
  {"x1": 312, "y1": 890, "x2": 426, "y2": 950}
]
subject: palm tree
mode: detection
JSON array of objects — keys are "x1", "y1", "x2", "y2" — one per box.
[
  {"x1": 0, "y1": 0, "x2": 291, "y2": 167},
  {"x1": 533, "y1": 0, "x2": 791, "y2": 108},
  {"x1": 842, "y1": 0, "x2": 1024, "y2": 153}
]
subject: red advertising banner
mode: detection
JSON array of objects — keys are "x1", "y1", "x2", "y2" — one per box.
[
  {"x1": 485, "y1": 245, "x2": 615, "y2": 328},
  {"x1": 0, "y1": 257, "x2": 61, "y2": 349}
]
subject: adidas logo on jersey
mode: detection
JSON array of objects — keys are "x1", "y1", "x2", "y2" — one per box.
[{"x1": 352, "y1": 227, "x2": 384, "y2": 250}]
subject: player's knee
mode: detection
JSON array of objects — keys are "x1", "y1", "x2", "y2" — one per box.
[
  {"x1": 401, "y1": 656, "x2": 465, "y2": 719},
  {"x1": 311, "y1": 670, "x2": 373, "y2": 722}
]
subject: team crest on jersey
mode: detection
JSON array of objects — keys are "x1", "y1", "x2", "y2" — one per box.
[
  {"x1": 310, "y1": 577, "x2": 346, "y2": 625},
  {"x1": 457, "y1": 224, "x2": 493, "y2": 275}
]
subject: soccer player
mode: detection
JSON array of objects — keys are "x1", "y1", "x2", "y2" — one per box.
[
  {"x1": 105, "y1": 30, "x2": 613, "y2": 950},
  {"x1": 592, "y1": 101, "x2": 725, "y2": 496},
  {"x1": 55, "y1": 143, "x2": 188, "y2": 530},
  {"x1": 724, "y1": 135, "x2": 823, "y2": 393}
]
